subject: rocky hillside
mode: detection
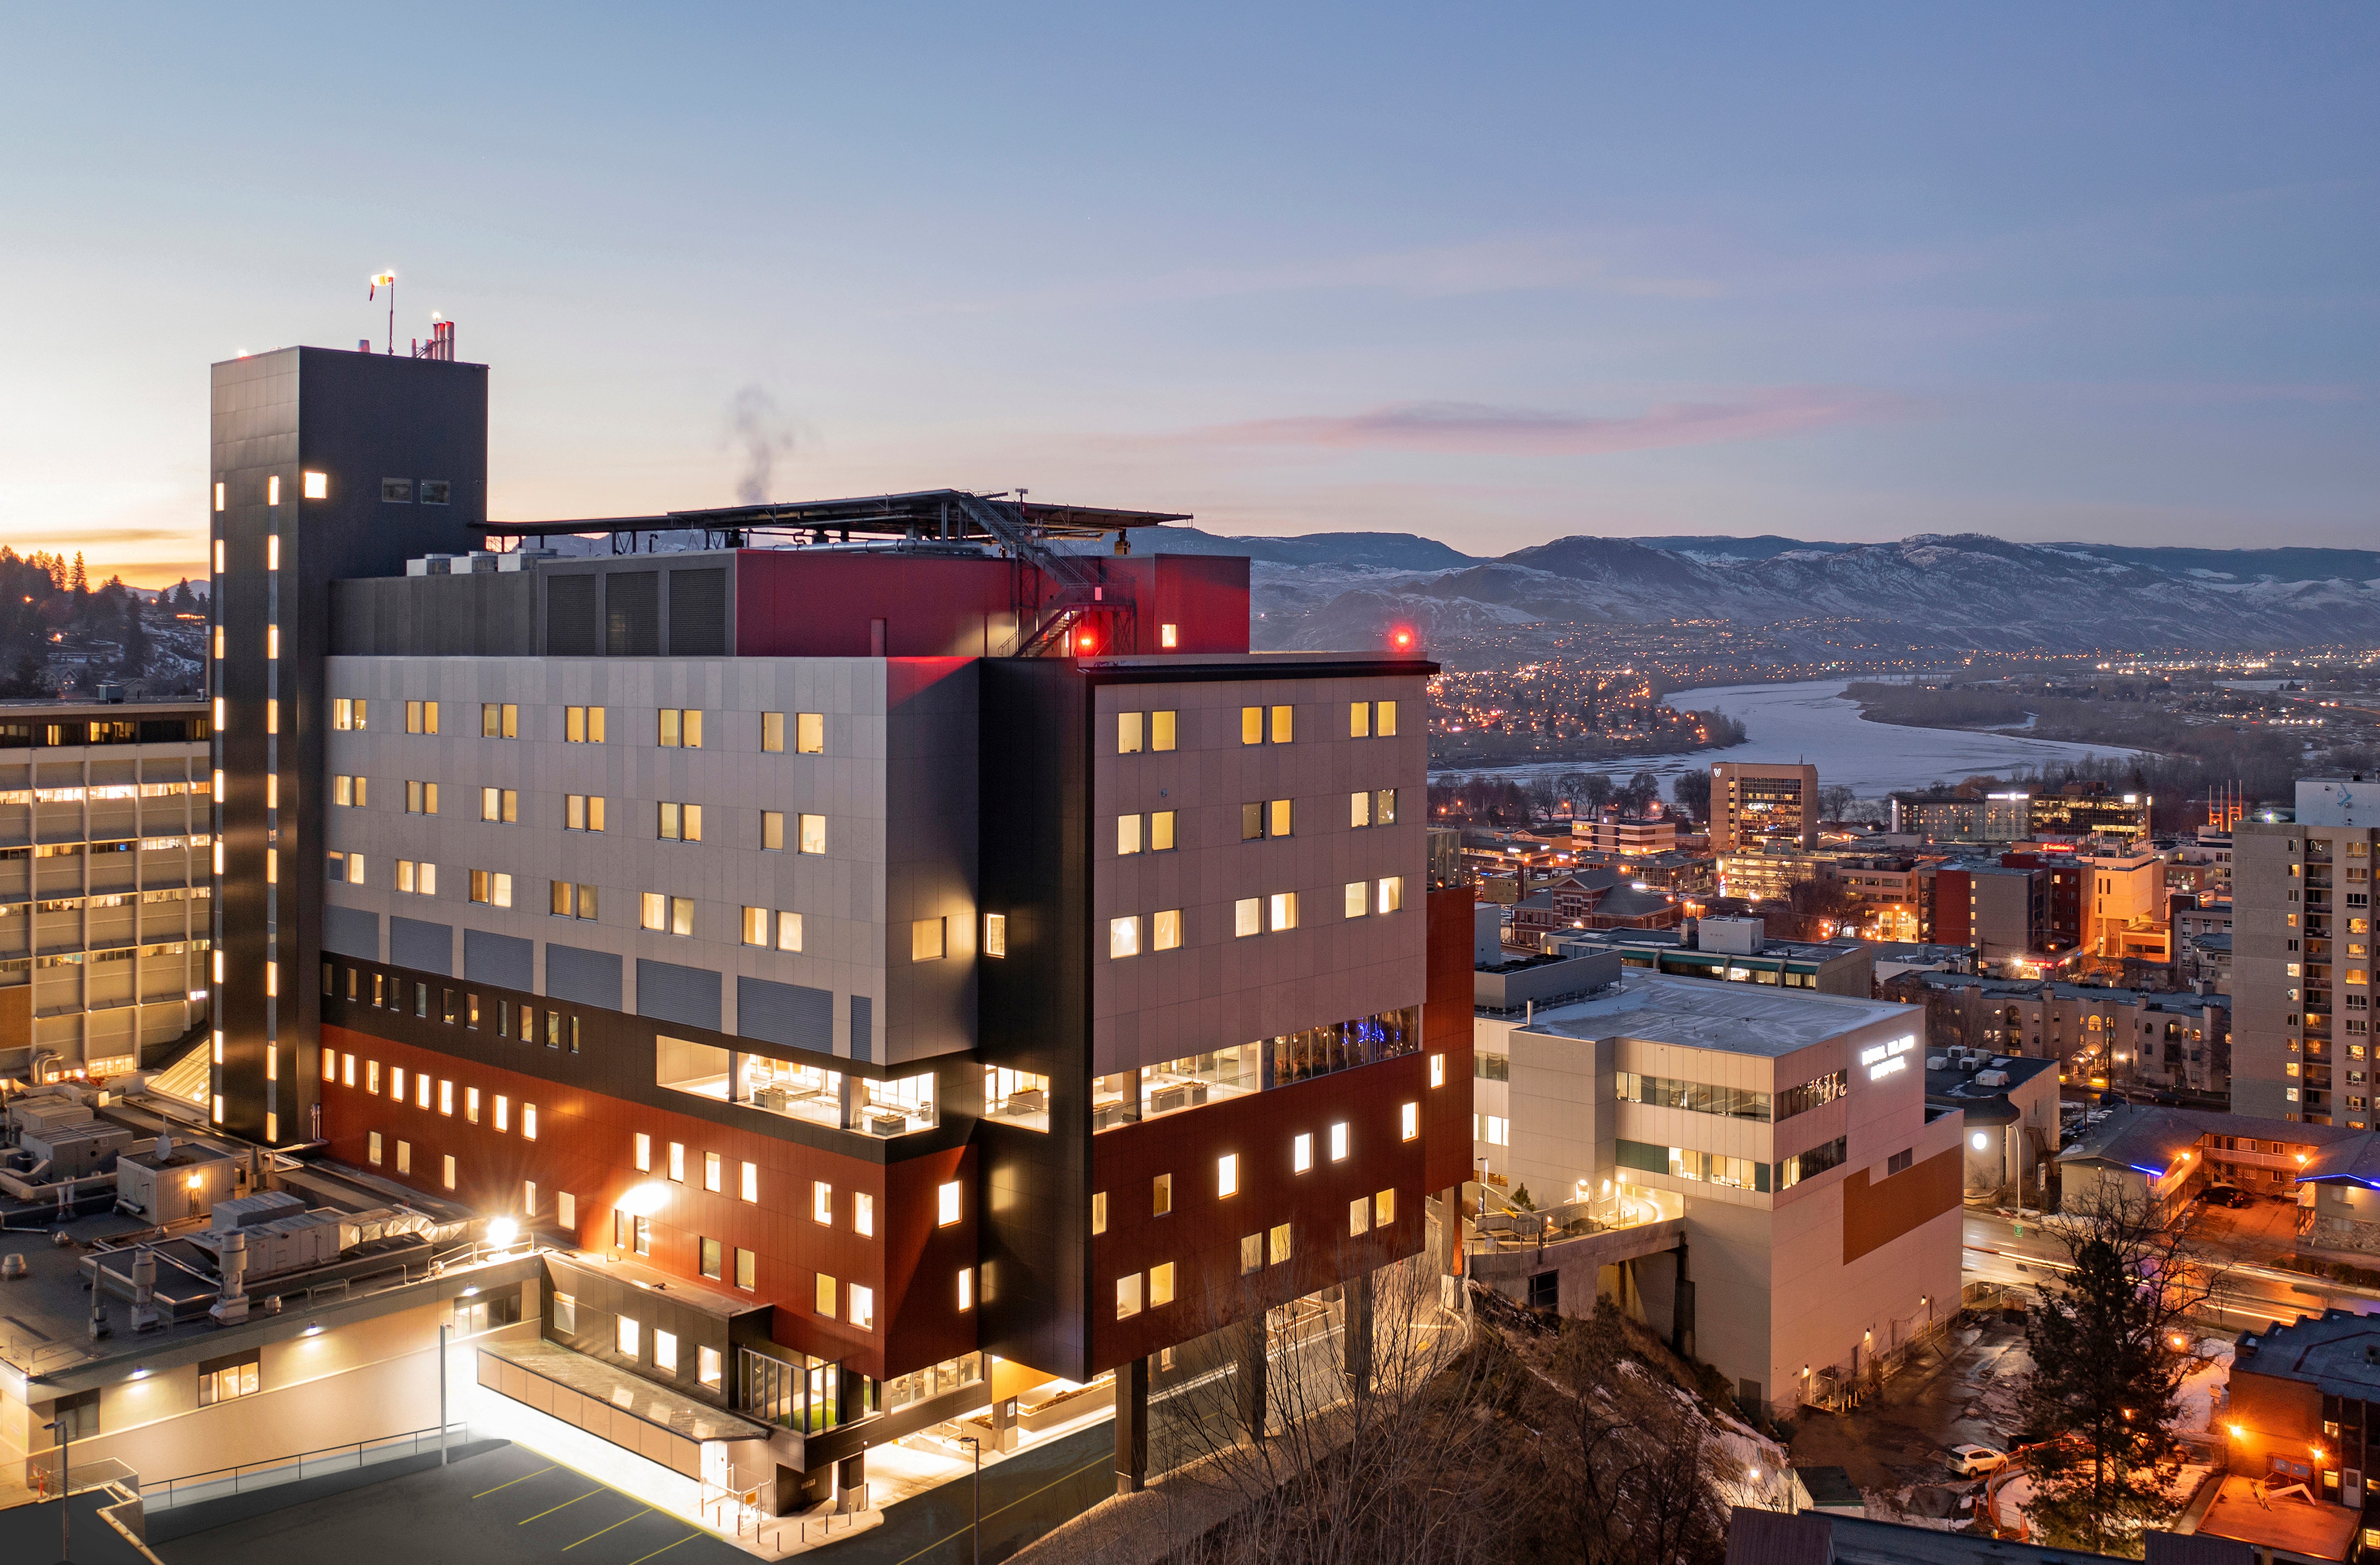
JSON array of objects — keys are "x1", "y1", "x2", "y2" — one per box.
[{"x1": 1126, "y1": 526, "x2": 2380, "y2": 656}]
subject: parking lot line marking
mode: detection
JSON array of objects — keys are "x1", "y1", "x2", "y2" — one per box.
[
  {"x1": 520, "y1": 1486, "x2": 607, "y2": 1524},
  {"x1": 474, "y1": 1465, "x2": 559, "y2": 1498},
  {"x1": 624, "y1": 1532, "x2": 706, "y2": 1565},
  {"x1": 563, "y1": 1506, "x2": 652, "y2": 1550}
]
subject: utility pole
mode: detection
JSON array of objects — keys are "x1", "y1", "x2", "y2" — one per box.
[{"x1": 43, "y1": 1414, "x2": 70, "y2": 1563}]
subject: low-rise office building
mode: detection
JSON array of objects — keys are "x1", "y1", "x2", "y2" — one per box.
[
  {"x1": 2225, "y1": 1309, "x2": 2380, "y2": 1542},
  {"x1": 1904, "y1": 972, "x2": 2229, "y2": 1100},
  {"x1": 1471, "y1": 969, "x2": 1961, "y2": 1421},
  {"x1": 1923, "y1": 1049, "x2": 2060, "y2": 1198},
  {"x1": 0, "y1": 699, "x2": 215, "y2": 1081},
  {"x1": 1552, "y1": 919, "x2": 1876, "y2": 999},
  {"x1": 2055, "y1": 1103, "x2": 2354, "y2": 1218}
]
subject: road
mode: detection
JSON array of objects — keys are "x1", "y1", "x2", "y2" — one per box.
[{"x1": 1961, "y1": 1209, "x2": 2380, "y2": 1331}]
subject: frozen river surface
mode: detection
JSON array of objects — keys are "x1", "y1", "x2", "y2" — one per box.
[{"x1": 1430, "y1": 679, "x2": 2142, "y2": 799}]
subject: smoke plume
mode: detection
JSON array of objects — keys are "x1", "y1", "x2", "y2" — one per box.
[{"x1": 726, "y1": 385, "x2": 796, "y2": 505}]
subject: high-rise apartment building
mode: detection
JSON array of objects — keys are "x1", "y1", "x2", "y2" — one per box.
[
  {"x1": 206, "y1": 343, "x2": 1472, "y2": 1508},
  {"x1": 1710, "y1": 762, "x2": 1818, "y2": 854},
  {"x1": 2234, "y1": 778, "x2": 2377, "y2": 1126}
]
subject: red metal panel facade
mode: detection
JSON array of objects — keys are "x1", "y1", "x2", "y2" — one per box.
[
  {"x1": 1084, "y1": 1050, "x2": 1431, "y2": 1375},
  {"x1": 318, "y1": 1023, "x2": 975, "y2": 1381},
  {"x1": 1422, "y1": 883, "x2": 1478, "y2": 1195}
]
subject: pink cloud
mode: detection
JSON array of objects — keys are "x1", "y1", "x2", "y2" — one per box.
[{"x1": 1184, "y1": 388, "x2": 1914, "y2": 456}]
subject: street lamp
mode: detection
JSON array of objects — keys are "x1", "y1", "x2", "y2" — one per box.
[
  {"x1": 42, "y1": 1414, "x2": 72, "y2": 1562},
  {"x1": 956, "y1": 1433, "x2": 982, "y2": 1565}
]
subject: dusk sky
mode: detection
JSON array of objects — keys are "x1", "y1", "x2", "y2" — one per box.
[{"x1": 4, "y1": 5, "x2": 2374, "y2": 586}]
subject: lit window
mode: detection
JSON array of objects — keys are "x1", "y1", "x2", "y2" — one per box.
[
  {"x1": 777, "y1": 911, "x2": 802, "y2": 951},
  {"x1": 1269, "y1": 798, "x2": 1292, "y2": 837},
  {"x1": 799, "y1": 814, "x2": 826, "y2": 854},
  {"x1": 1350, "y1": 791, "x2": 1372, "y2": 828},
  {"x1": 634, "y1": 1132, "x2": 652, "y2": 1171},
  {"x1": 1293, "y1": 1132, "x2": 1313, "y2": 1173},
  {"x1": 494, "y1": 1096, "x2": 509, "y2": 1132},
  {"x1": 762, "y1": 810, "x2": 784, "y2": 850},
  {"x1": 1376, "y1": 701, "x2": 1397, "y2": 736},
  {"x1": 439, "y1": 1079, "x2": 454, "y2": 1116},
  {"x1": 1110, "y1": 916, "x2": 1141, "y2": 959},
  {"x1": 1152, "y1": 1172, "x2": 1172, "y2": 1216},
  {"x1": 1092, "y1": 1191, "x2": 1107, "y2": 1234},
  {"x1": 302, "y1": 470, "x2": 326, "y2": 499},
  {"x1": 1402, "y1": 1102, "x2": 1420, "y2": 1141},
  {"x1": 813, "y1": 1181, "x2": 833, "y2": 1225},
  {"x1": 1241, "y1": 1234, "x2": 1262, "y2": 1274},
  {"x1": 742, "y1": 906, "x2": 769, "y2": 946},
  {"x1": 1151, "y1": 810, "x2": 1175, "y2": 850},
  {"x1": 396, "y1": 1140, "x2": 412, "y2": 1175},
  {"x1": 849, "y1": 1285, "x2": 875, "y2": 1331},
  {"x1": 1150, "y1": 1261, "x2": 1175, "y2": 1305},
  {"x1": 1159, "y1": 623, "x2": 1178, "y2": 649},
  {"x1": 1431, "y1": 1054, "x2": 1445, "y2": 1089},
  {"x1": 984, "y1": 912, "x2": 1007, "y2": 957},
  {"x1": 1153, "y1": 909, "x2": 1182, "y2": 951},
  {"x1": 1235, "y1": 898, "x2": 1260, "y2": 937},
  {"x1": 654, "y1": 1329, "x2": 678, "y2": 1374},
  {"x1": 1118, "y1": 813, "x2": 1142, "y2": 855},
  {"x1": 1119, "y1": 712, "x2": 1144, "y2": 754},
  {"x1": 912, "y1": 917, "x2": 947, "y2": 961},
  {"x1": 816, "y1": 1275, "x2": 837, "y2": 1315},
  {"x1": 671, "y1": 897, "x2": 694, "y2": 936},
  {"x1": 198, "y1": 1352, "x2": 261, "y2": 1406},
  {"x1": 1351, "y1": 1196, "x2": 1372, "y2": 1235},
  {"x1": 736, "y1": 1249, "x2": 756, "y2": 1290},
  {"x1": 1269, "y1": 892, "x2": 1298, "y2": 932},
  {"x1": 762, "y1": 712, "x2": 784, "y2": 753},
  {"x1": 213, "y1": 481, "x2": 225, "y2": 512},
  {"x1": 1219, "y1": 1153, "x2": 1239, "y2": 1196},
  {"x1": 1345, "y1": 881, "x2": 1369, "y2": 919},
  {"x1": 641, "y1": 892, "x2": 667, "y2": 931},
  {"x1": 959, "y1": 1269, "x2": 975, "y2": 1311},
  {"x1": 796, "y1": 713, "x2": 823, "y2": 753},
  {"x1": 740, "y1": 1161, "x2": 758, "y2": 1202},
  {"x1": 1330, "y1": 1122, "x2": 1349, "y2": 1161},
  {"x1": 1377, "y1": 876, "x2": 1404, "y2": 915},
  {"x1": 368, "y1": 1130, "x2": 382, "y2": 1165},
  {"x1": 705, "y1": 1150, "x2": 722, "y2": 1192},
  {"x1": 442, "y1": 1154, "x2": 457, "y2": 1189},
  {"x1": 616, "y1": 1316, "x2": 639, "y2": 1357},
  {"x1": 938, "y1": 1180, "x2": 962, "y2": 1225},
  {"x1": 523, "y1": 1103, "x2": 537, "y2": 1140},
  {"x1": 1240, "y1": 706, "x2": 1262, "y2": 745},
  {"x1": 855, "y1": 1192, "x2": 875, "y2": 1237},
  {"x1": 1269, "y1": 1222, "x2": 1292, "y2": 1264},
  {"x1": 1376, "y1": 1189, "x2": 1397, "y2": 1225},
  {"x1": 1151, "y1": 711, "x2": 1175, "y2": 750},
  {"x1": 1116, "y1": 1273, "x2": 1143, "y2": 1319},
  {"x1": 1269, "y1": 705, "x2": 1292, "y2": 743},
  {"x1": 699, "y1": 1345, "x2": 722, "y2": 1389},
  {"x1": 1349, "y1": 701, "x2": 1370, "y2": 738}
]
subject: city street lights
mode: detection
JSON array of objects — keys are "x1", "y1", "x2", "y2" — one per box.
[{"x1": 956, "y1": 1434, "x2": 982, "y2": 1565}]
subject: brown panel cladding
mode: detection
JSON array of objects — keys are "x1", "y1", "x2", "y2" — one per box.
[
  {"x1": 1085, "y1": 1052, "x2": 1428, "y2": 1376},
  {"x1": 320, "y1": 1023, "x2": 973, "y2": 1382},
  {"x1": 1422, "y1": 884, "x2": 1477, "y2": 1195},
  {"x1": 1840, "y1": 1147, "x2": 1961, "y2": 1265}
]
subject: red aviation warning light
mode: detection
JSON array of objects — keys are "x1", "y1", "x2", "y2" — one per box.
[
  {"x1": 1076, "y1": 627, "x2": 1098, "y2": 654},
  {"x1": 1388, "y1": 625, "x2": 1417, "y2": 652}
]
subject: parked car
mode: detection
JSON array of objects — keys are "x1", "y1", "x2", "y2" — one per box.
[
  {"x1": 1947, "y1": 1444, "x2": 2010, "y2": 1478},
  {"x1": 2198, "y1": 1185, "x2": 2254, "y2": 1209}
]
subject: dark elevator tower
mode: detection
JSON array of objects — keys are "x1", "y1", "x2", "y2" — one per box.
[{"x1": 209, "y1": 346, "x2": 486, "y2": 1142}]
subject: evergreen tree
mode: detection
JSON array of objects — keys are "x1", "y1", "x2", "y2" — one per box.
[
  {"x1": 1671, "y1": 770, "x2": 1712, "y2": 822},
  {"x1": 2017, "y1": 1193, "x2": 2214, "y2": 1555},
  {"x1": 121, "y1": 591, "x2": 149, "y2": 677}
]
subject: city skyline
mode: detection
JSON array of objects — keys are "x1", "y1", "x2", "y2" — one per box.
[{"x1": 3, "y1": 5, "x2": 2376, "y2": 588}]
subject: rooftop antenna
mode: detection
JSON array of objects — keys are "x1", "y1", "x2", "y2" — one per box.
[{"x1": 368, "y1": 270, "x2": 396, "y2": 354}]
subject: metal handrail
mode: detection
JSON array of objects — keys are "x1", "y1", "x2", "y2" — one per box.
[{"x1": 146, "y1": 1422, "x2": 469, "y2": 1508}]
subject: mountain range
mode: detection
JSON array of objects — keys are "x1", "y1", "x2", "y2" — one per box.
[{"x1": 1130, "y1": 527, "x2": 2380, "y2": 656}]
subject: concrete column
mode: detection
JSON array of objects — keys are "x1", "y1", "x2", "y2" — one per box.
[
  {"x1": 1236, "y1": 1316, "x2": 1268, "y2": 1442},
  {"x1": 1670, "y1": 1240, "x2": 1695, "y2": 1361},
  {"x1": 1433, "y1": 1186, "x2": 1460, "y2": 1275},
  {"x1": 1343, "y1": 1269, "x2": 1373, "y2": 1391},
  {"x1": 834, "y1": 1451, "x2": 866, "y2": 1513},
  {"x1": 1114, "y1": 1355, "x2": 1149, "y2": 1495},
  {"x1": 991, "y1": 1395, "x2": 1019, "y2": 1454}
]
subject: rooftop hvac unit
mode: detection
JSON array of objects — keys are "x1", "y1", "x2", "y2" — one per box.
[
  {"x1": 1925, "y1": 1056, "x2": 1950, "y2": 1071},
  {"x1": 1976, "y1": 1070, "x2": 2011, "y2": 1087}
]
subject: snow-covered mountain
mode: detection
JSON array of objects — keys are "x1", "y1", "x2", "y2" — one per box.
[{"x1": 1133, "y1": 526, "x2": 2380, "y2": 654}]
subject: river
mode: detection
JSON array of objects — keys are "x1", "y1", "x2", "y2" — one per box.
[{"x1": 1428, "y1": 679, "x2": 2143, "y2": 799}]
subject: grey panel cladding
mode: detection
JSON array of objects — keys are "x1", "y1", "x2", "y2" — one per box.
[
  {"x1": 329, "y1": 575, "x2": 536, "y2": 656},
  {"x1": 464, "y1": 929, "x2": 535, "y2": 990},
  {"x1": 389, "y1": 916, "x2": 454, "y2": 975},
  {"x1": 737, "y1": 976, "x2": 834, "y2": 1051},
  {"x1": 606, "y1": 571, "x2": 659, "y2": 656},
  {"x1": 638, "y1": 957, "x2": 721, "y2": 1031},
  {"x1": 549, "y1": 944, "x2": 624, "y2": 1010},
  {"x1": 850, "y1": 995, "x2": 873, "y2": 1063},
  {"x1": 547, "y1": 575, "x2": 598, "y2": 656},
  {"x1": 323, "y1": 905, "x2": 381, "y2": 961},
  {"x1": 668, "y1": 569, "x2": 727, "y2": 656}
]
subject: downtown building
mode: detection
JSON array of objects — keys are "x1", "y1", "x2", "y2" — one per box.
[
  {"x1": 2234, "y1": 777, "x2": 2377, "y2": 1128},
  {"x1": 202, "y1": 344, "x2": 1474, "y2": 1509}
]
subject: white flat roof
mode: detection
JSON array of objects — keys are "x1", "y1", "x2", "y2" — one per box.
[{"x1": 1511, "y1": 971, "x2": 1912, "y2": 1059}]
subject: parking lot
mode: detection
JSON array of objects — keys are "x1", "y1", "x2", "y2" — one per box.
[
  {"x1": 1787, "y1": 1316, "x2": 2032, "y2": 1514},
  {"x1": 161, "y1": 1443, "x2": 748, "y2": 1565}
]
